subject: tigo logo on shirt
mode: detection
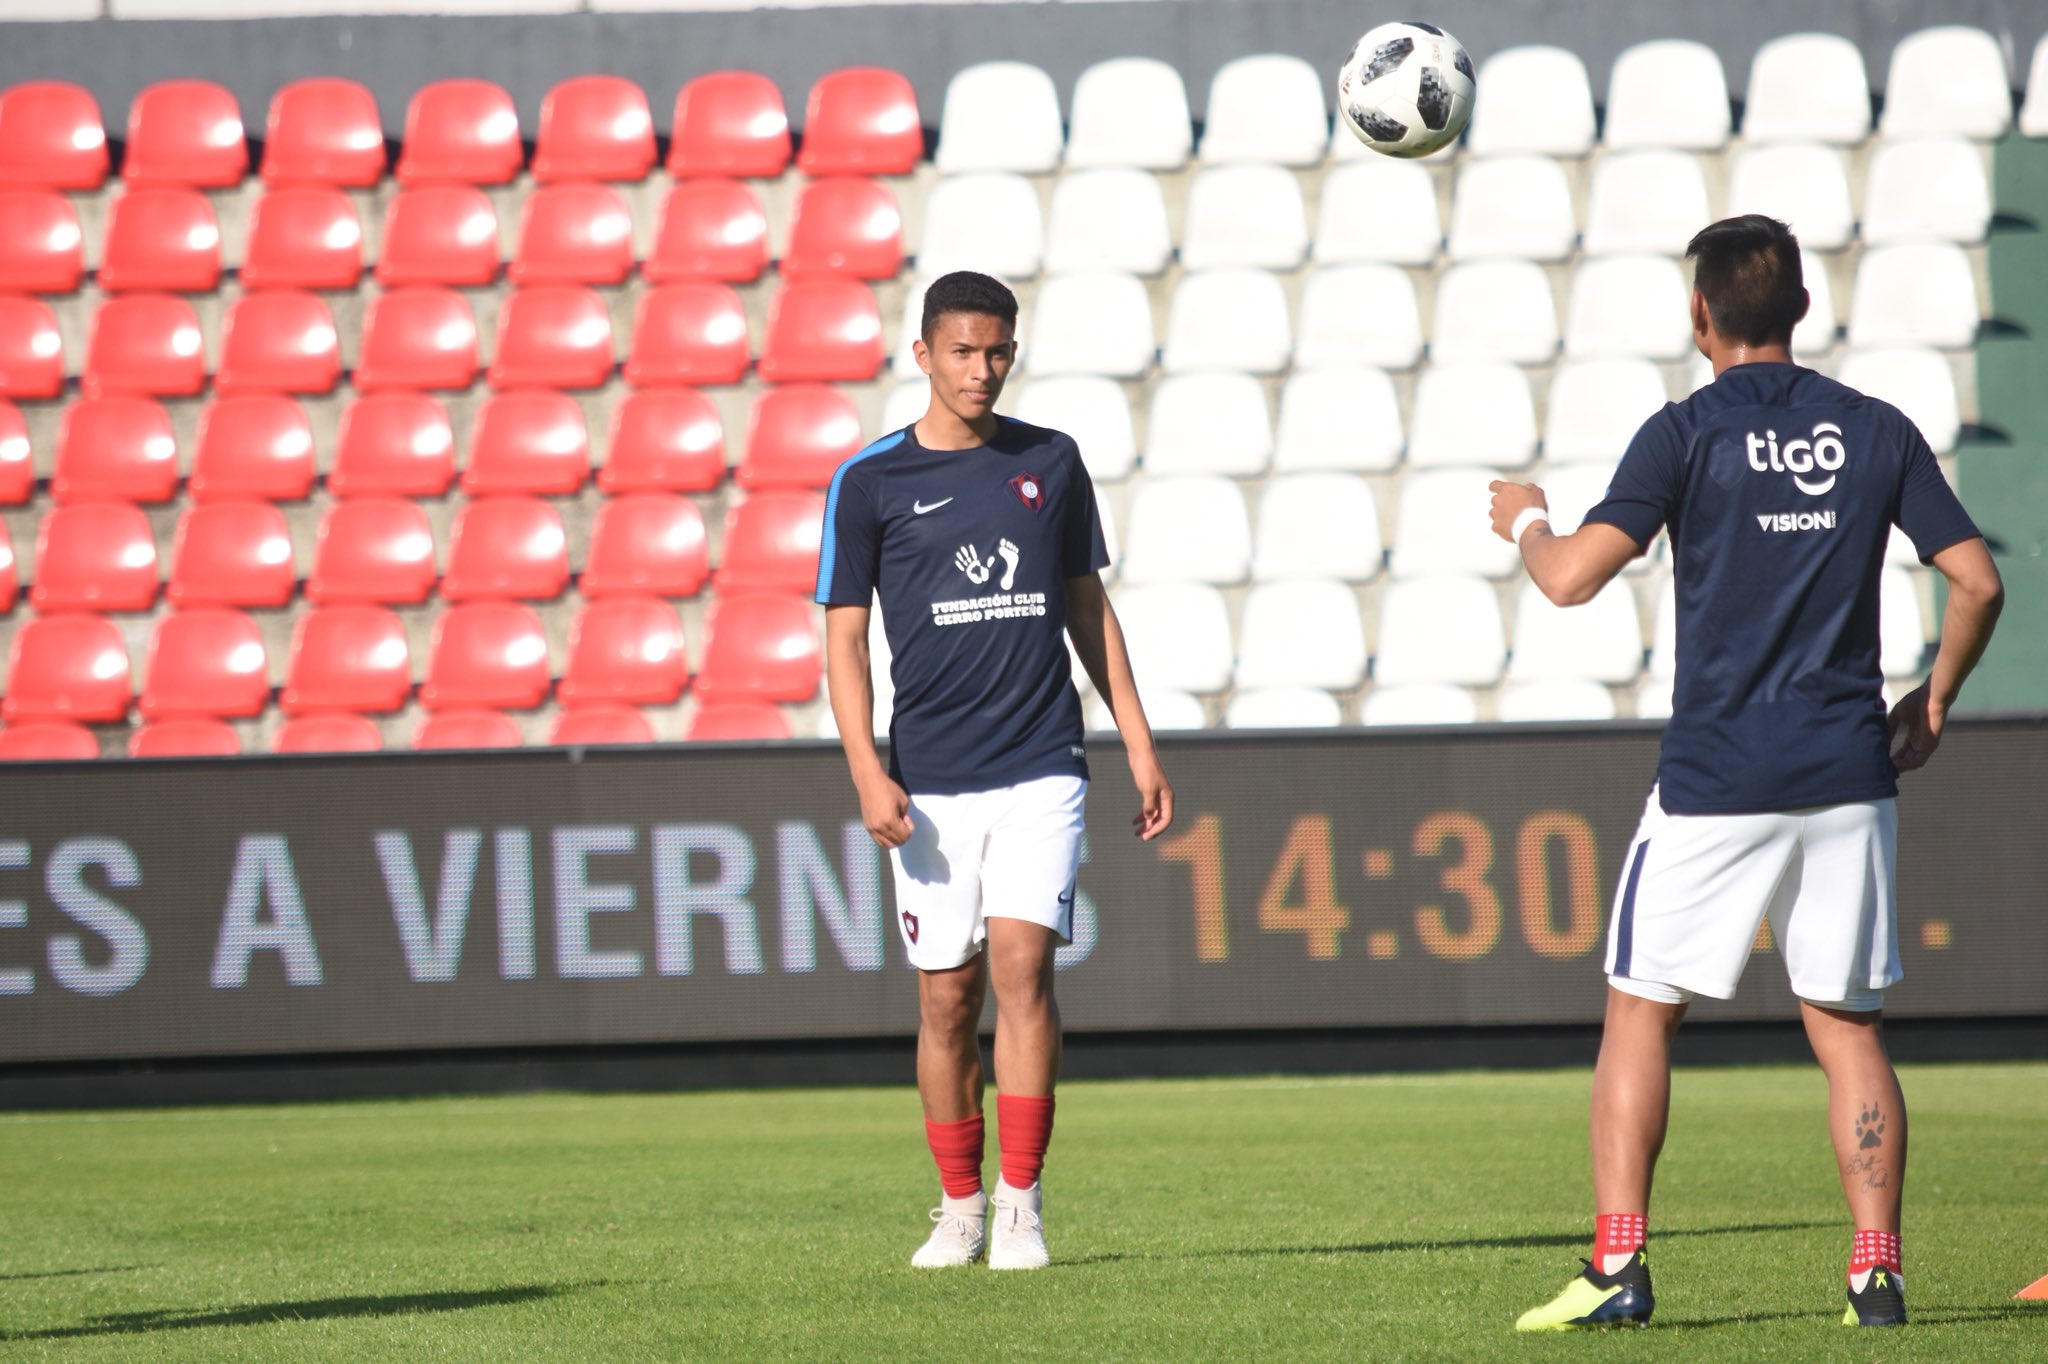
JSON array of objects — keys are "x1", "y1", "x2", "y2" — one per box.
[{"x1": 1745, "y1": 422, "x2": 1847, "y2": 496}]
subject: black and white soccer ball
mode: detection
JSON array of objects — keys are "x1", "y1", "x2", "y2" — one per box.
[{"x1": 1336, "y1": 20, "x2": 1477, "y2": 158}]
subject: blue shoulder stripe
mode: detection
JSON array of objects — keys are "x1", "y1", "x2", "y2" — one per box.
[{"x1": 815, "y1": 429, "x2": 908, "y2": 603}]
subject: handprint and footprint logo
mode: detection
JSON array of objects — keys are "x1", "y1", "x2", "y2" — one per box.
[{"x1": 955, "y1": 539, "x2": 1021, "y2": 590}]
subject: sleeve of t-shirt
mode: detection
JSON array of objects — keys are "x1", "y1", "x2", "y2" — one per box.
[
  {"x1": 1582, "y1": 407, "x2": 1685, "y2": 550},
  {"x1": 815, "y1": 463, "x2": 881, "y2": 606},
  {"x1": 1061, "y1": 449, "x2": 1111, "y2": 577},
  {"x1": 1894, "y1": 421, "x2": 1980, "y2": 563}
]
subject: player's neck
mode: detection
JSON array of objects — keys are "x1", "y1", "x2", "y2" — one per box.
[
  {"x1": 1709, "y1": 341, "x2": 1796, "y2": 376},
  {"x1": 915, "y1": 405, "x2": 999, "y2": 451}
]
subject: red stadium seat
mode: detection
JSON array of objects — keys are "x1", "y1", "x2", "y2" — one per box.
[
  {"x1": 166, "y1": 500, "x2": 295, "y2": 608},
  {"x1": 695, "y1": 593, "x2": 820, "y2": 702},
  {"x1": 599, "y1": 388, "x2": 726, "y2": 494},
  {"x1": 0, "y1": 296, "x2": 64, "y2": 399},
  {"x1": 307, "y1": 497, "x2": 437, "y2": 605},
  {"x1": 271, "y1": 711, "x2": 384, "y2": 753},
  {"x1": 123, "y1": 80, "x2": 246, "y2": 189},
  {"x1": 757, "y1": 279, "x2": 884, "y2": 382},
  {"x1": 531, "y1": 74, "x2": 655, "y2": 183},
  {"x1": 129, "y1": 717, "x2": 241, "y2": 757},
  {"x1": 0, "y1": 401, "x2": 31, "y2": 504},
  {"x1": 714, "y1": 489, "x2": 826, "y2": 595},
  {"x1": 53, "y1": 395, "x2": 179, "y2": 503},
  {"x1": 462, "y1": 390, "x2": 588, "y2": 495},
  {"x1": 82, "y1": 294, "x2": 205, "y2": 399},
  {"x1": 510, "y1": 182, "x2": 635, "y2": 286},
  {"x1": 397, "y1": 79, "x2": 522, "y2": 187},
  {"x1": 241, "y1": 187, "x2": 363, "y2": 291},
  {"x1": 280, "y1": 604, "x2": 412, "y2": 714},
  {"x1": 488, "y1": 285, "x2": 614, "y2": 390},
  {"x1": 216, "y1": 291, "x2": 340, "y2": 395},
  {"x1": 670, "y1": 72, "x2": 792, "y2": 178},
  {"x1": 98, "y1": 188, "x2": 222, "y2": 293},
  {"x1": 355, "y1": 287, "x2": 479, "y2": 392},
  {"x1": 549, "y1": 703, "x2": 655, "y2": 745},
  {"x1": 0, "y1": 190, "x2": 84, "y2": 292},
  {"x1": 582, "y1": 493, "x2": 709, "y2": 598},
  {"x1": 0, "y1": 521, "x2": 17, "y2": 612},
  {"x1": 419, "y1": 601, "x2": 551, "y2": 709},
  {"x1": 376, "y1": 185, "x2": 500, "y2": 287},
  {"x1": 261, "y1": 78, "x2": 385, "y2": 188},
  {"x1": 0, "y1": 82, "x2": 108, "y2": 191},
  {"x1": 331, "y1": 392, "x2": 456, "y2": 497},
  {"x1": 686, "y1": 700, "x2": 794, "y2": 741},
  {"x1": 739, "y1": 384, "x2": 863, "y2": 489},
  {"x1": 441, "y1": 497, "x2": 569, "y2": 601},
  {"x1": 796, "y1": 68, "x2": 922, "y2": 176},
  {"x1": 784, "y1": 177, "x2": 904, "y2": 280},
  {"x1": 139, "y1": 607, "x2": 269, "y2": 719},
  {"x1": 0, "y1": 721, "x2": 99, "y2": 760},
  {"x1": 3, "y1": 615, "x2": 131, "y2": 722},
  {"x1": 558, "y1": 596, "x2": 688, "y2": 706},
  {"x1": 31, "y1": 503, "x2": 160, "y2": 611},
  {"x1": 189, "y1": 395, "x2": 316, "y2": 502},
  {"x1": 645, "y1": 180, "x2": 769, "y2": 283},
  {"x1": 624, "y1": 283, "x2": 750, "y2": 387},
  {"x1": 413, "y1": 708, "x2": 524, "y2": 750}
]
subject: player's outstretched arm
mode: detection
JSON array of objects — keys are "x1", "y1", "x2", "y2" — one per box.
[
  {"x1": 1890, "y1": 536, "x2": 2004, "y2": 773},
  {"x1": 823, "y1": 603, "x2": 914, "y2": 848},
  {"x1": 1488, "y1": 480, "x2": 1639, "y2": 606},
  {"x1": 1065, "y1": 574, "x2": 1174, "y2": 841}
]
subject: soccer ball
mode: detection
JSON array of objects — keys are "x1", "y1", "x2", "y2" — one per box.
[{"x1": 1336, "y1": 20, "x2": 1477, "y2": 158}]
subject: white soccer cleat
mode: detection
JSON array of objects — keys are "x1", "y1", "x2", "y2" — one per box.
[
  {"x1": 987, "y1": 1180, "x2": 1051, "y2": 1270},
  {"x1": 910, "y1": 1202, "x2": 986, "y2": 1268}
]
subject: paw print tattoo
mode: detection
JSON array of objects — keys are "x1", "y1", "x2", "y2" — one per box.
[{"x1": 1855, "y1": 1105, "x2": 1886, "y2": 1150}]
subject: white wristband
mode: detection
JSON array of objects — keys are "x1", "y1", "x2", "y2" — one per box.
[{"x1": 1510, "y1": 507, "x2": 1551, "y2": 544}]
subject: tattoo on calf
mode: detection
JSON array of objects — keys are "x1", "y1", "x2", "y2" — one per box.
[{"x1": 1855, "y1": 1104, "x2": 1886, "y2": 1149}]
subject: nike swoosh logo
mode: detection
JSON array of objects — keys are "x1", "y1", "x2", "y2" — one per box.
[
  {"x1": 1056, "y1": 891, "x2": 1075, "y2": 907},
  {"x1": 912, "y1": 498, "x2": 953, "y2": 515}
]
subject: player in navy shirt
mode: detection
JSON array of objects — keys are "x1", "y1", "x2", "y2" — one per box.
[
  {"x1": 817, "y1": 272, "x2": 1174, "y2": 1270},
  {"x1": 1496, "y1": 218, "x2": 2003, "y2": 1330}
]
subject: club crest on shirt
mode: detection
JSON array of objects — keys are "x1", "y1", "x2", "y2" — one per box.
[{"x1": 1007, "y1": 470, "x2": 1046, "y2": 512}]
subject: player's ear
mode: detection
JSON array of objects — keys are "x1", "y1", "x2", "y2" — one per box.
[
  {"x1": 1690, "y1": 290, "x2": 1713, "y2": 350},
  {"x1": 1793, "y1": 287, "x2": 1811, "y2": 325},
  {"x1": 911, "y1": 335, "x2": 933, "y2": 377}
]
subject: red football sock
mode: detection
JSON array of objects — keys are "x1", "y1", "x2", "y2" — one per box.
[
  {"x1": 996, "y1": 1093, "x2": 1055, "y2": 1189},
  {"x1": 1594, "y1": 1212, "x2": 1647, "y2": 1266},
  {"x1": 924, "y1": 1114, "x2": 985, "y2": 1200},
  {"x1": 1850, "y1": 1229, "x2": 1902, "y2": 1277}
]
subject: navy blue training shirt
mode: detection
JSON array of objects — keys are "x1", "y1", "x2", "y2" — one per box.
[
  {"x1": 1586, "y1": 362, "x2": 1980, "y2": 815},
  {"x1": 815, "y1": 416, "x2": 1110, "y2": 797}
]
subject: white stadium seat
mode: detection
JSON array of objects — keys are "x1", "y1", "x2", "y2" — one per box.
[
  {"x1": 1113, "y1": 583, "x2": 1235, "y2": 693},
  {"x1": 1095, "y1": 481, "x2": 1123, "y2": 574},
  {"x1": 1880, "y1": 26, "x2": 2013, "y2": 140},
  {"x1": 1181, "y1": 164, "x2": 1310, "y2": 271},
  {"x1": 1013, "y1": 376, "x2": 1137, "y2": 482},
  {"x1": 1509, "y1": 579, "x2": 1644, "y2": 684},
  {"x1": 1253, "y1": 473, "x2": 1383, "y2": 582},
  {"x1": 1795, "y1": 249, "x2": 1840, "y2": 355},
  {"x1": 1603, "y1": 39, "x2": 1732, "y2": 151},
  {"x1": 1636, "y1": 673, "x2": 1675, "y2": 720},
  {"x1": 1862, "y1": 138, "x2": 1993, "y2": 246},
  {"x1": 1836, "y1": 348, "x2": 1961, "y2": 455},
  {"x1": 917, "y1": 173, "x2": 1044, "y2": 279},
  {"x1": 1296, "y1": 265, "x2": 1423, "y2": 371},
  {"x1": 1545, "y1": 359, "x2": 1669, "y2": 463},
  {"x1": 935, "y1": 61, "x2": 1065, "y2": 174},
  {"x1": 1362, "y1": 683, "x2": 1478, "y2": 726},
  {"x1": 1144, "y1": 372, "x2": 1272, "y2": 477},
  {"x1": 1373, "y1": 576, "x2": 1507, "y2": 687},
  {"x1": 1199, "y1": 54, "x2": 1329, "y2": 167},
  {"x1": 1535, "y1": 461, "x2": 1625, "y2": 534},
  {"x1": 1564, "y1": 254, "x2": 1691, "y2": 361},
  {"x1": 1225, "y1": 686, "x2": 1344, "y2": 729},
  {"x1": 1392, "y1": 468, "x2": 1522, "y2": 579},
  {"x1": 1067, "y1": 57, "x2": 1193, "y2": 170},
  {"x1": 1447, "y1": 155, "x2": 1577, "y2": 262},
  {"x1": 1043, "y1": 169, "x2": 1172, "y2": 276},
  {"x1": 1497, "y1": 679, "x2": 1620, "y2": 722},
  {"x1": 881, "y1": 379, "x2": 929, "y2": 436},
  {"x1": 1312, "y1": 157, "x2": 1442, "y2": 266},
  {"x1": 1880, "y1": 565, "x2": 1928, "y2": 677},
  {"x1": 1235, "y1": 579, "x2": 1369, "y2": 691},
  {"x1": 1465, "y1": 46, "x2": 1597, "y2": 157},
  {"x1": 1650, "y1": 576, "x2": 1676, "y2": 677},
  {"x1": 1088, "y1": 686, "x2": 1208, "y2": 732},
  {"x1": 1581, "y1": 151, "x2": 1712, "y2": 257},
  {"x1": 1273, "y1": 367, "x2": 1404, "y2": 473},
  {"x1": 1724, "y1": 144, "x2": 1855, "y2": 252},
  {"x1": 1027, "y1": 270, "x2": 1156, "y2": 377},
  {"x1": 1431, "y1": 260, "x2": 1559, "y2": 365},
  {"x1": 1408, "y1": 361, "x2": 1538, "y2": 470},
  {"x1": 2023, "y1": 36, "x2": 2048, "y2": 139},
  {"x1": 1847, "y1": 243, "x2": 1980, "y2": 350},
  {"x1": 1743, "y1": 34, "x2": 1872, "y2": 145},
  {"x1": 1120, "y1": 475, "x2": 1251, "y2": 585},
  {"x1": 1162, "y1": 269, "x2": 1292, "y2": 374}
]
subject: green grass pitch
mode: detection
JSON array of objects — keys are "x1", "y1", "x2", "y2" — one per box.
[{"x1": 3, "y1": 1062, "x2": 2044, "y2": 1361}]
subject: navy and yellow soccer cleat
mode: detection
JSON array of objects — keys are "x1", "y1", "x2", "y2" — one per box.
[
  {"x1": 1515, "y1": 1250, "x2": 1655, "y2": 1331},
  {"x1": 1843, "y1": 1266, "x2": 1907, "y2": 1326}
]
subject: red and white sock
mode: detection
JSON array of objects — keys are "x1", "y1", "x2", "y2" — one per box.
[
  {"x1": 1849, "y1": 1229, "x2": 1902, "y2": 1289},
  {"x1": 996, "y1": 1093, "x2": 1055, "y2": 1192},
  {"x1": 924, "y1": 1113, "x2": 985, "y2": 1207},
  {"x1": 1594, "y1": 1212, "x2": 1647, "y2": 1275}
]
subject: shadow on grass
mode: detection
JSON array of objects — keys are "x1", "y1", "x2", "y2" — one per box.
[
  {"x1": 0, "y1": 1266, "x2": 150, "y2": 1283},
  {"x1": 1061, "y1": 1221, "x2": 1833, "y2": 1267},
  {"x1": 1670, "y1": 1304, "x2": 2038, "y2": 1330},
  {"x1": 1, "y1": 1282, "x2": 596, "y2": 1341}
]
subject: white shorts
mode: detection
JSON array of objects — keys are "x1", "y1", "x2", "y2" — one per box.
[
  {"x1": 1605, "y1": 786, "x2": 1900, "y2": 1011},
  {"x1": 891, "y1": 774, "x2": 1086, "y2": 971}
]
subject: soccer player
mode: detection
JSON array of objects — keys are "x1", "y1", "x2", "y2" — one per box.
[
  {"x1": 1493, "y1": 216, "x2": 2003, "y2": 1330},
  {"x1": 815, "y1": 271, "x2": 1174, "y2": 1270}
]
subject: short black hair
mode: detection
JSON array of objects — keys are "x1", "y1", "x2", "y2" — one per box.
[
  {"x1": 920, "y1": 270, "x2": 1018, "y2": 342},
  {"x1": 1685, "y1": 215, "x2": 1806, "y2": 347}
]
